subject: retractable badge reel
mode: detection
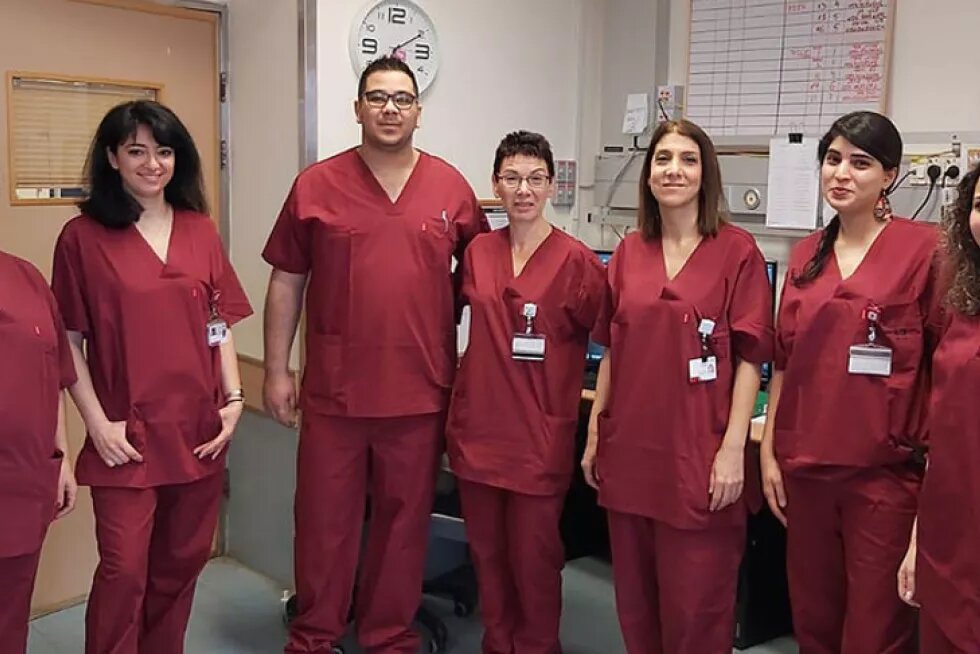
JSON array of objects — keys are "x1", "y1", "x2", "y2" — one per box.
[
  {"x1": 206, "y1": 290, "x2": 229, "y2": 348},
  {"x1": 848, "y1": 303, "x2": 892, "y2": 377},
  {"x1": 688, "y1": 318, "x2": 718, "y2": 383},
  {"x1": 512, "y1": 303, "x2": 546, "y2": 361}
]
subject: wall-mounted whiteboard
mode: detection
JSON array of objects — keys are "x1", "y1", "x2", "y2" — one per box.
[{"x1": 684, "y1": 0, "x2": 894, "y2": 137}]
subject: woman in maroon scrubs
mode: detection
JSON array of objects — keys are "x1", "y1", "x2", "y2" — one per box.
[
  {"x1": 898, "y1": 163, "x2": 980, "y2": 652},
  {"x1": 761, "y1": 111, "x2": 940, "y2": 654},
  {"x1": 0, "y1": 251, "x2": 77, "y2": 654},
  {"x1": 446, "y1": 131, "x2": 605, "y2": 654},
  {"x1": 52, "y1": 100, "x2": 252, "y2": 654},
  {"x1": 584, "y1": 119, "x2": 773, "y2": 654}
]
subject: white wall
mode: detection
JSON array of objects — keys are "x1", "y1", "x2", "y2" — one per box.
[
  {"x1": 598, "y1": 0, "x2": 660, "y2": 150},
  {"x1": 666, "y1": 0, "x2": 980, "y2": 134},
  {"x1": 227, "y1": 0, "x2": 300, "y2": 359},
  {"x1": 315, "y1": 0, "x2": 588, "y2": 230}
]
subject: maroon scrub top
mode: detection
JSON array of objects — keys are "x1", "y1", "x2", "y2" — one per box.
[
  {"x1": 447, "y1": 227, "x2": 606, "y2": 496},
  {"x1": 262, "y1": 148, "x2": 488, "y2": 418},
  {"x1": 917, "y1": 309, "x2": 980, "y2": 646},
  {"x1": 0, "y1": 251, "x2": 76, "y2": 556},
  {"x1": 592, "y1": 224, "x2": 774, "y2": 529},
  {"x1": 52, "y1": 211, "x2": 253, "y2": 488},
  {"x1": 773, "y1": 218, "x2": 940, "y2": 473}
]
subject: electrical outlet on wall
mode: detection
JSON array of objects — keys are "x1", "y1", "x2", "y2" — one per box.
[{"x1": 553, "y1": 159, "x2": 577, "y2": 207}]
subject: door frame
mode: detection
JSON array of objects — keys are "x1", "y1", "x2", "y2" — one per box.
[
  {"x1": 175, "y1": 0, "x2": 230, "y2": 243},
  {"x1": 69, "y1": 0, "x2": 230, "y2": 242}
]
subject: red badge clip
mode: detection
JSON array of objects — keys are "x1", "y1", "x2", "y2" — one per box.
[{"x1": 862, "y1": 303, "x2": 883, "y2": 324}]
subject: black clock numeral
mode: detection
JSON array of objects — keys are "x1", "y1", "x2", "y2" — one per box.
[
  {"x1": 415, "y1": 43, "x2": 430, "y2": 60},
  {"x1": 361, "y1": 37, "x2": 378, "y2": 55},
  {"x1": 389, "y1": 6, "x2": 407, "y2": 24}
]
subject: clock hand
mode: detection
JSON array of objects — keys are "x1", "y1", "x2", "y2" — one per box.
[{"x1": 390, "y1": 30, "x2": 424, "y2": 53}]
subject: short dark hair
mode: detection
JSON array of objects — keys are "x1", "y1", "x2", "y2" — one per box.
[
  {"x1": 638, "y1": 119, "x2": 727, "y2": 240},
  {"x1": 492, "y1": 131, "x2": 555, "y2": 178},
  {"x1": 357, "y1": 56, "x2": 419, "y2": 98},
  {"x1": 79, "y1": 100, "x2": 207, "y2": 229},
  {"x1": 795, "y1": 111, "x2": 903, "y2": 285}
]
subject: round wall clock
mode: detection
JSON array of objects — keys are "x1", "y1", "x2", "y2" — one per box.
[{"x1": 349, "y1": 1, "x2": 440, "y2": 94}]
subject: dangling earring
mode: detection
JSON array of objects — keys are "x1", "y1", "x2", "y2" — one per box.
[{"x1": 873, "y1": 191, "x2": 892, "y2": 221}]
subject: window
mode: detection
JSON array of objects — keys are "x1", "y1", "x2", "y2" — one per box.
[{"x1": 7, "y1": 73, "x2": 159, "y2": 205}]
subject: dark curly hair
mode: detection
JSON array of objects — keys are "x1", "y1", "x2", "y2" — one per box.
[{"x1": 941, "y1": 163, "x2": 980, "y2": 315}]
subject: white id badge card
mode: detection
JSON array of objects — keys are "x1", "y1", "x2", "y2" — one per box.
[
  {"x1": 207, "y1": 318, "x2": 229, "y2": 347},
  {"x1": 848, "y1": 344, "x2": 892, "y2": 377},
  {"x1": 688, "y1": 356, "x2": 718, "y2": 383},
  {"x1": 512, "y1": 333, "x2": 546, "y2": 361}
]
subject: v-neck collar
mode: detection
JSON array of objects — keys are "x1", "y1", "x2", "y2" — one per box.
[
  {"x1": 132, "y1": 209, "x2": 176, "y2": 267},
  {"x1": 353, "y1": 148, "x2": 426, "y2": 212},
  {"x1": 506, "y1": 224, "x2": 556, "y2": 280},
  {"x1": 830, "y1": 219, "x2": 893, "y2": 282},
  {"x1": 660, "y1": 233, "x2": 706, "y2": 283}
]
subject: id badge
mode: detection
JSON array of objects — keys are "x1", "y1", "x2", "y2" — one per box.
[
  {"x1": 512, "y1": 333, "x2": 546, "y2": 361},
  {"x1": 688, "y1": 356, "x2": 718, "y2": 383},
  {"x1": 207, "y1": 318, "x2": 229, "y2": 347},
  {"x1": 848, "y1": 344, "x2": 892, "y2": 377}
]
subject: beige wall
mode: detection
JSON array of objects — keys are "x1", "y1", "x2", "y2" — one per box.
[
  {"x1": 226, "y1": 0, "x2": 300, "y2": 361},
  {"x1": 0, "y1": 0, "x2": 219, "y2": 613}
]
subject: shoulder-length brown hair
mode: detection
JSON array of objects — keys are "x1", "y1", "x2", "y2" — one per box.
[
  {"x1": 637, "y1": 119, "x2": 727, "y2": 240},
  {"x1": 942, "y1": 163, "x2": 980, "y2": 315}
]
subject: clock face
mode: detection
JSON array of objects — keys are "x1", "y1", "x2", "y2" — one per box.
[{"x1": 349, "y1": 0, "x2": 440, "y2": 95}]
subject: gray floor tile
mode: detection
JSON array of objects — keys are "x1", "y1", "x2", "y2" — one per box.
[
  {"x1": 30, "y1": 556, "x2": 797, "y2": 653},
  {"x1": 27, "y1": 626, "x2": 62, "y2": 654}
]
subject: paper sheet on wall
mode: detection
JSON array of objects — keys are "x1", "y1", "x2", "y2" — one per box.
[
  {"x1": 765, "y1": 138, "x2": 820, "y2": 230},
  {"x1": 622, "y1": 93, "x2": 649, "y2": 136}
]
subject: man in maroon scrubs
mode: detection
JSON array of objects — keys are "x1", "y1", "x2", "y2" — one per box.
[
  {"x1": 0, "y1": 251, "x2": 77, "y2": 654},
  {"x1": 263, "y1": 56, "x2": 487, "y2": 654}
]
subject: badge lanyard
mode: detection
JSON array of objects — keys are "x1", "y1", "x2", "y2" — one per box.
[
  {"x1": 848, "y1": 302, "x2": 892, "y2": 377},
  {"x1": 206, "y1": 290, "x2": 229, "y2": 348},
  {"x1": 688, "y1": 317, "x2": 718, "y2": 383},
  {"x1": 511, "y1": 302, "x2": 546, "y2": 361}
]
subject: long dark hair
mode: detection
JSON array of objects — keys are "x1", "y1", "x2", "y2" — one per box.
[
  {"x1": 942, "y1": 164, "x2": 980, "y2": 315},
  {"x1": 637, "y1": 119, "x2": 727, "y2": 240},
  {"x1": 793, "y1": 111, "x2": 902, "y2": 286},
  {"x1": 79, "y1": 100, "x2": 207, "y2": 229}
]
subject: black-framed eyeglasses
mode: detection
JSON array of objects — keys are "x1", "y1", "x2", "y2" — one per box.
[
  {"x1": 494, "y1": 173, "x2": 552, "y2": 190},
  {"x1": 362, "y1": 90, "x2": 417, "y2": 110}
]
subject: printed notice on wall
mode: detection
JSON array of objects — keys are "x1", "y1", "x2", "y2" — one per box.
[{"x1": 766, "y1": 137, "x2": 820, "y2": 230}]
